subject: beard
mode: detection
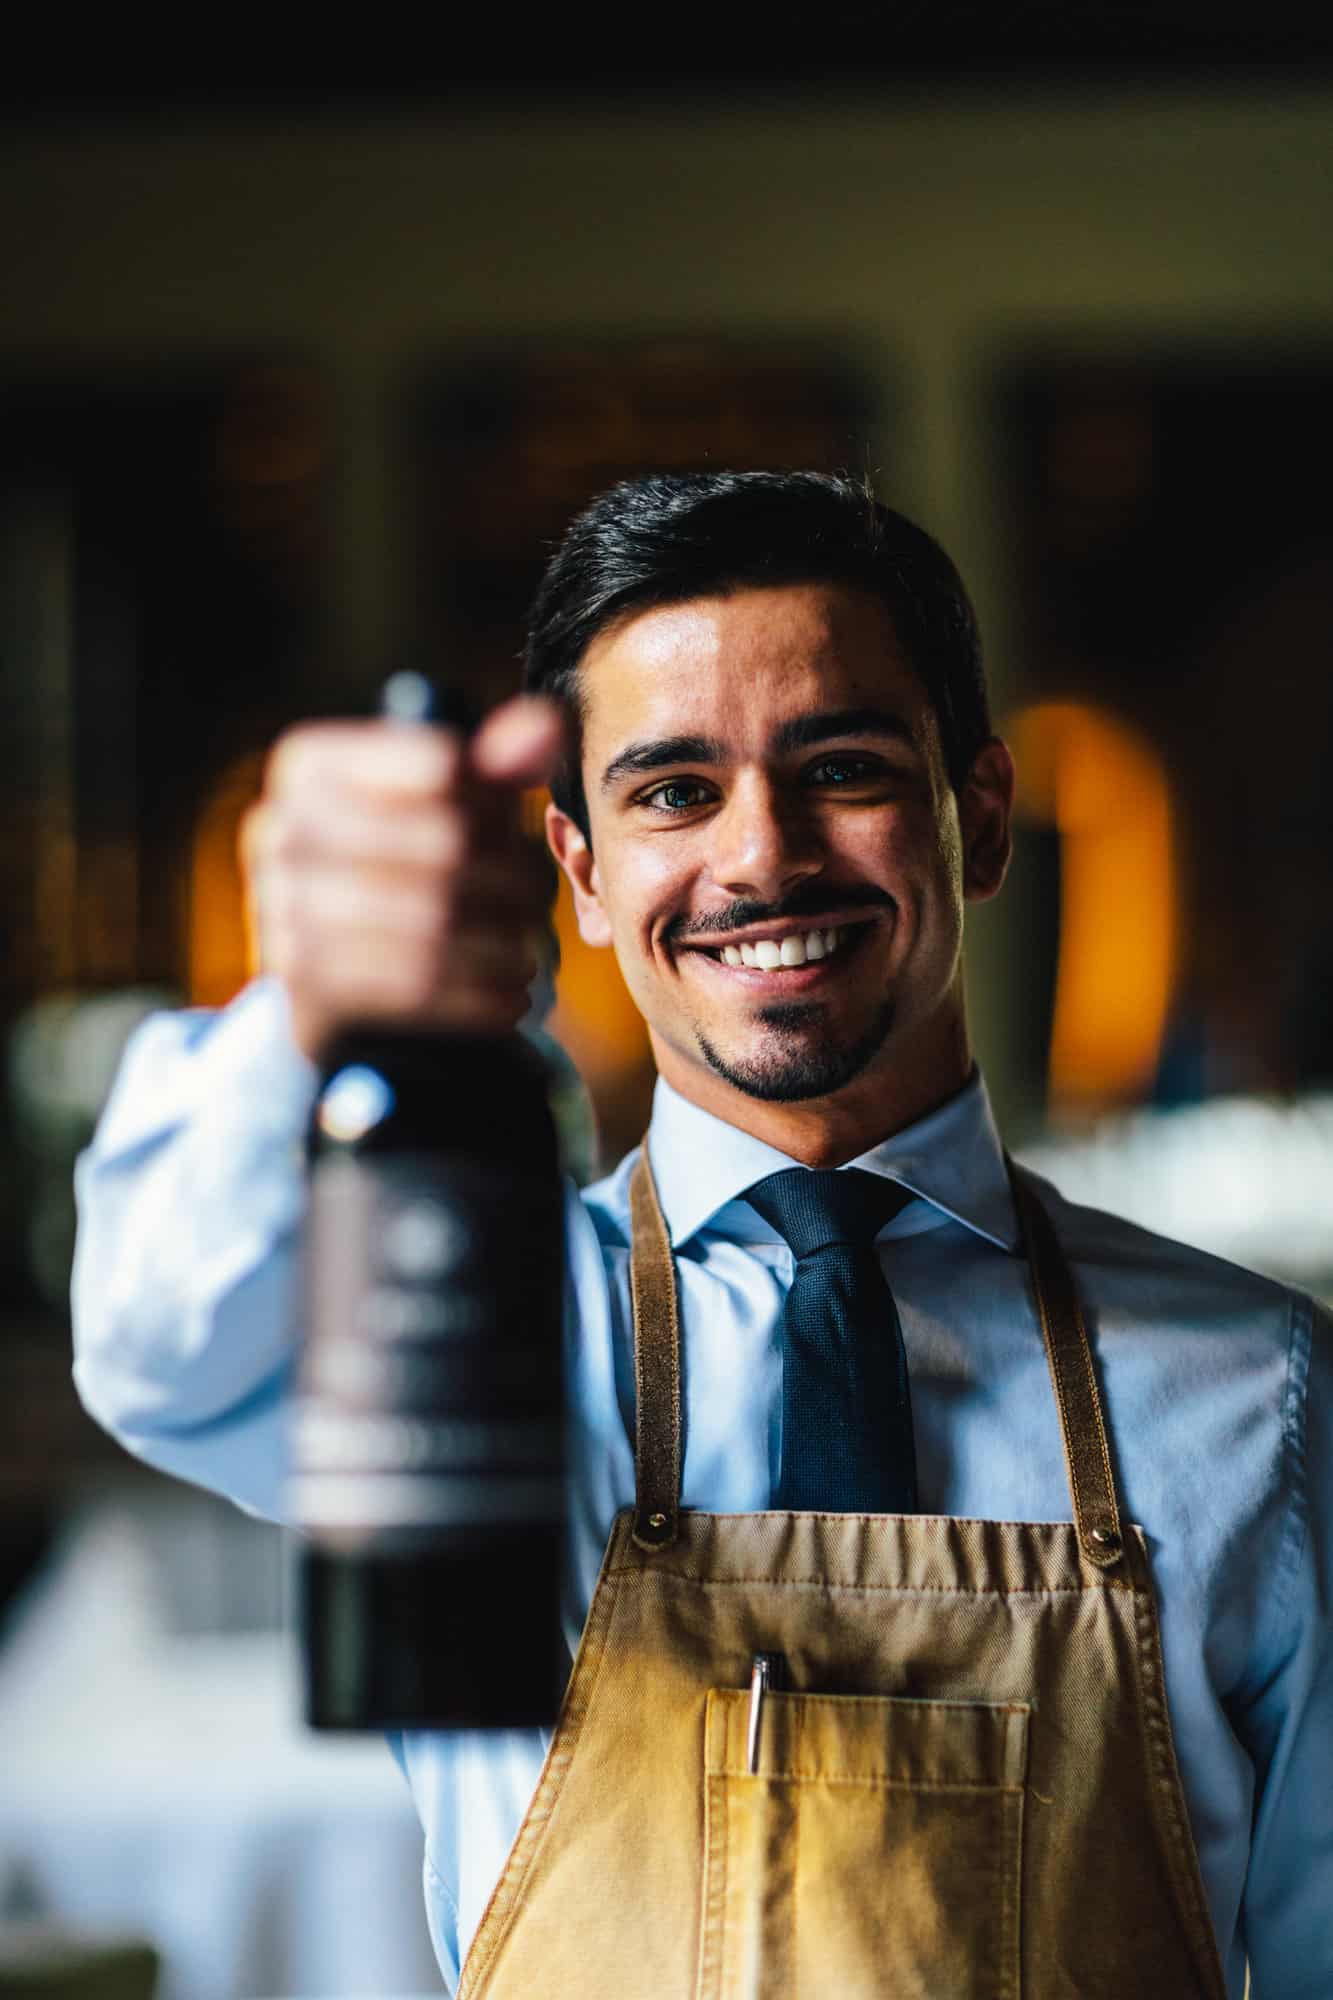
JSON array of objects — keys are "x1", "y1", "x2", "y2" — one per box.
[{"x1": 694, "y1": 995, "x2": 898, "y2": 1103}]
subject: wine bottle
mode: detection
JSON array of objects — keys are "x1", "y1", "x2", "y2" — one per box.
[{"x1": 292, "y1": 673, "x2": 566, "y2": 1729}]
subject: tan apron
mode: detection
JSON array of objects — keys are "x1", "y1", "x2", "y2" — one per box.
[{"x1": 459, "y1": 1155, "x2": 1227, "y2": 1999}]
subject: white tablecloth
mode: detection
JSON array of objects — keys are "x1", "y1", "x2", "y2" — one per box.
[{"x1": 0, "y1": 1502, "x2": 442, "y2": 1999}]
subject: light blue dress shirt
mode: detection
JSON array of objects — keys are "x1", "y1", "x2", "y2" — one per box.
[{"x1": 72, "y1": 978, "x2": 1332, "y2": 2000}]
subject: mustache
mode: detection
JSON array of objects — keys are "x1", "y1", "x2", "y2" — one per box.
[{"x1": 666, "y1": 883, "x2": 893, "y2": 944}]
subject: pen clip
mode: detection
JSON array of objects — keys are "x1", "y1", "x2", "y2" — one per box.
[{"x1": 747, "y1": 1652, "x2": 785, "y2": 1776}]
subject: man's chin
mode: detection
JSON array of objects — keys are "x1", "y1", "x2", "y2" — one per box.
[{"x1": 695, "y1": 998, "x2": 898, "y2": 1105}]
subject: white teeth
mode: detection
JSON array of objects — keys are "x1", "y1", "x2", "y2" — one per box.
[{"x1": 720, "y1": 926, "x2": 845, "y2": 967}]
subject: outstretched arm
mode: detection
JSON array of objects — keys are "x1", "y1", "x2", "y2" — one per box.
[{"x1": 72, "y1": 978, "x2": 315, "y2": 1519}]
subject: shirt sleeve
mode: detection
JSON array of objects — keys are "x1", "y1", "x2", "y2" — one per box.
[
  {"x1": 71, "y1": 976, "x2": 319, "y2": 1521},
  {"x1": 1235, "y1": 1293, "x2": 1333, "y2": 1998}
]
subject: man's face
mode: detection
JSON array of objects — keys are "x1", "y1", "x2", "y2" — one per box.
[{"x1": 547, "y1": 583, "x2": 1011, "y2": 1124}]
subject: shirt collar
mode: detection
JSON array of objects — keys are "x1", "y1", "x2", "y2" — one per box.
[{"x1": 645, "y1": 1068, "x2": 1019, "y2": 1254}]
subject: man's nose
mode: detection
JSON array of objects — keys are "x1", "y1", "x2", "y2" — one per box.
[{"x1": 708, "y1": 775, "x2": 823, "y2": 902}]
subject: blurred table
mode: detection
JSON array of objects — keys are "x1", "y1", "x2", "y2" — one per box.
[
  {"x1": 0, "y1": 1502, "x2": 441, "y2": 2000},
  {"x1": 1019, "y1": 1089, "x2": 1333, "y2": 1306}
]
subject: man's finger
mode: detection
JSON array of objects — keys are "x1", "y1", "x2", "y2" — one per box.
[
  {"x1": 469, "y1": 695, "x2": 567, "y2": 788},
  {"x1": 268, "y1": 720, "x2": 466, "y2": 802}
]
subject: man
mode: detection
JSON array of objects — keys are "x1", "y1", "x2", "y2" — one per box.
[{"x1": 73, "y1": 472, "x2": 1330, "y2": 1997}]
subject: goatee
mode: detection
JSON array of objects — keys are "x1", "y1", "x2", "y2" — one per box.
[{"x1": 695, "y1": 997, "x2": 898, "y2": 1103}]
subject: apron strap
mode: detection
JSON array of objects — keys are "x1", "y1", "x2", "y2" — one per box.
[
  {"x1": 1006, "y1": 1157, "x2": 1124, "y2": 1568},
  {"x1": 627, "y1": 1144, "x2": 1125, "y2": 1570},
  {"x1": 628, "y1": 1146, "x2": 683, "y2": 1549}
]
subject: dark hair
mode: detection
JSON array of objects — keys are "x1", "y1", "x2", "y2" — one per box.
[{"x1": 523, "y1": 468, "x2": 990, "y2": 837}]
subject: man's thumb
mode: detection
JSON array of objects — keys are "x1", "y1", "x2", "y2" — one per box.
[{"x1": 470, "y1": 694, "x2": 568, "y2": 789}]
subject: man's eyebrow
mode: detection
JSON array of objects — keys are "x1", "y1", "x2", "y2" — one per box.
[
  {"x1": 599, "y1": 709, "x2": 918, "y2": 792},
  {"x1": 600, "y1": 735, "x2": 728, "y2": 791},
  {"x1": 771, "y1": 707, "x2": 918, "y2": 754}
]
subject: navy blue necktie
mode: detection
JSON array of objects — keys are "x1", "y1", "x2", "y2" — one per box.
[{"x1": 746, "y1": 1169, "x2": 917, "y2": 1513}]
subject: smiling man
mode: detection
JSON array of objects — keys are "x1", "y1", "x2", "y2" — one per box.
[
  {"x1": 546, "y1": 577, "x2": 1011, "y2": 1151},
  {"x1": 72, "y1": 472, "x2": 1331, "y2": 1999}
]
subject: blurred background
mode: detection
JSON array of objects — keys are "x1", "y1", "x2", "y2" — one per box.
[{"x1": 2, "y1": 18, "x2": 1332, "y2": 1995}]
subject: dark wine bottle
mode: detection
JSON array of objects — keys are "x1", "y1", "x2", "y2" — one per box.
[{"x1": 293, "y1": 674, "x2": 566, "y2": 1730}]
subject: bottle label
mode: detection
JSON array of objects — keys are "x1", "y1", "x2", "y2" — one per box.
[{"x1": 293, "y1": 1151, "x2": 564, "y2": 1548}]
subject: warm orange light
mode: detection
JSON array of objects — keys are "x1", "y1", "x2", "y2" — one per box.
[
  {"x1": 521, "y1": 790, "x2": 650, "y2": 1087},
  {"x1": 189, "y1": 751, "x2": 265, "y2": 1007},
  {"x1": 546, "y1": 871, "x2": 651, "y2": 1081},
  {"x1": 1008, "y1": 702, "x2": 1176, "y2": 1117}
]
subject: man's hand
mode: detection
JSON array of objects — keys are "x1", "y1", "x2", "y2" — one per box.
[{"x1": 241, "y1": 694, "x2": 566, "y2": 1062}]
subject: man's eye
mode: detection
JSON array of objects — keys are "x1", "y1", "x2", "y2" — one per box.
[
  {"x1": 807, "y1": 756, "x2": 880, "y2": 786},
  {"x1": 641, "y1": 779, "x2": 711, "y2": 811}
]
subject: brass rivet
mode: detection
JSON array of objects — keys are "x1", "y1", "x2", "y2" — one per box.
[
  {"x1": 647, "y1": 1511, "x2": 668, "y2": 1530},
  {"x1": 1090, "y1": 1526, "x2": 1114, "y2": 1547}
]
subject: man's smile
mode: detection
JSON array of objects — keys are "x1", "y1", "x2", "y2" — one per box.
[{"x1": 671, "y1": 914, "x2": 880, "y2": 981}]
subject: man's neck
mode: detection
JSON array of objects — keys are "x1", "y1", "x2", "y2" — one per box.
[{"x1": 649, "y1": 1015, "x2": 975, "y2": 1169}]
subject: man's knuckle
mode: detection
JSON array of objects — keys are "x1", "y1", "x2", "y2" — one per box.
[
  {"x1": 262, "y1": 814, "x2": 303, "y2": 872},
  {"x1": 266, "y1": 726, "x2": 319, "y2": 797}
]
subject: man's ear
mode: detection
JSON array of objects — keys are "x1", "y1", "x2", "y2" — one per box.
[
  {"x1": 960, "y1": 737, "x2": 1016, "y2": 904},
  {"x1": 545, "y1": 801, "x2": 614, "y2": 947}
]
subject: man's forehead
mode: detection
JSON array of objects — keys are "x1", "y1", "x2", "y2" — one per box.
[{"x1": 577, "y1": 583, "x2": 921, "y2": 739}]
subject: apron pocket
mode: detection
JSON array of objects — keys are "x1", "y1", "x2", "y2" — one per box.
[{"x1": 698, "y1": 1687, "x2": 1030, "y2": 2000}]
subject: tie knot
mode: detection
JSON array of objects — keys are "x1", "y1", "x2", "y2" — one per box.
[{"x1": 745, "y1": 1167, "x2": 911, "y2": 1260}]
